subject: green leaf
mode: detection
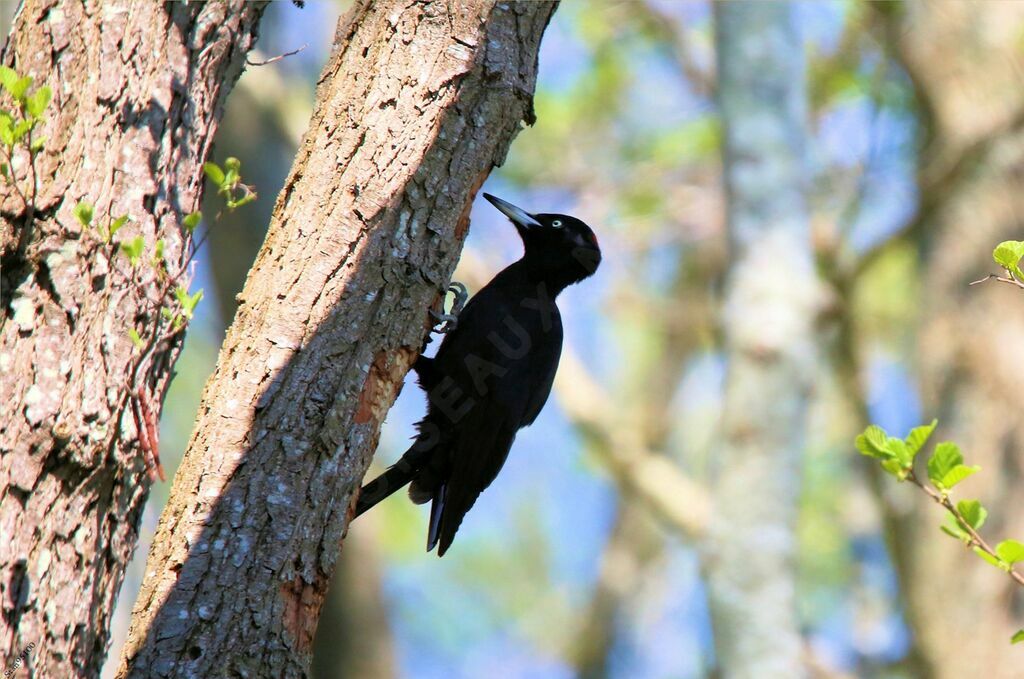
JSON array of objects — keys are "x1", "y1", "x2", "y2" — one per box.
[
  {"x1": 119, "y1": 235, "x2": 145, "y2": 266},
  {"x1": 29, "y1": 135, "x2": 45, "y2": 152},
  {"x1": 0, "y1": 66, "x2": 17, "y2": 95},
  {"x1": 174, "y1": 285, "x2": 203, "y2": 319},
  {"x1": 992, "y1": 240, "x2": 1024, "y2": 279},
  {"x1": 73, "y1": 201, "x2": 94, "y2": 228},
  {"x1": 227, "y1": 192, "x2": 256, "y2": 210},
  {"x1": 940, "y1": 464, "x2": 981, "y2": 490},
  {"x1": 927, "y1": 441, "x2": 963, "y2": 489},
  {"x1": 11, "y1": 118, "x2": 31, "y2": 143},
  {"x1": 183, "y1": 211, "x2": 201, "y2": 233},
  {"x1": 0, "y1": 113, "x2": 12, "y2": 146},
  {"x1": 956, "y1": 499, "x2": 987, "y2": 531},
  {"x1": 10, "y1": 75, "x2": 32, "y2": 102},
  {"x1": 905, "y1": 419, "x2": 938, "y2": 458},
  {"x1": 1012, "y1": 630, "x2": 1024, "y2": 645},
  {"x1": 856, "y1": 425, "x2": 893, "y2": 459},
  {"x1": 108, "y1": 215, "x2": 128, "y2": 239},
  {"x1": 222, "y1": 157, "x2": 240, "y2": 190},
  {"x1": 203, "y1": 162, "x2": 224, "y2": 186},
  {"x1": 0, "y1": 162, "x2": 8, "y2": 179},
  {"x1": 995, "y1": 539, "x2": 1024, "y2": 564},
  {"x1": 153, "y1": 238, "x2": 165, "y2": 263},
  {"x1": 160, "y1": 307, "x2": 174, "y2": 320},
  {"x1": 128, "y1": 328, "x2": 144, "y2": 350},
  {"x1": 880, "y1": 458, "x2": 909, "y2": 480},
  {"x1": 888, "y1": 439, "x2": 912, "y2": 468},
  {"x1": 940, "y1": 513, "x2": 969, "y2": 542},
  {"x1": 973, "y1": 546, "x2": 1007, "y2": 571},
  {"x1": 24, "y1": 85, "x2": 51, "y2": 118}
]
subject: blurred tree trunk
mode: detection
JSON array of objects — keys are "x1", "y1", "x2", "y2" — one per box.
[
  {"x1": 704, "y1": 3, "x2": 816, "y2": 678},
  {"x1": 571, "y1": 502, "x2": 661, "y2": 679},
  {"x1": 0, "y1": 2, "x2": 266, "y2": 676},
  {"x1": 114, "y1": 1, "x2": 557, "y2": 677},
  {"x1": 868, "y1": 3, "x2": 1024, "y2": 676}
]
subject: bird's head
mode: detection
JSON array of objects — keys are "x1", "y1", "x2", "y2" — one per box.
[{"x1": 483, "y1": 193, "x2": 601, "y2": 286}]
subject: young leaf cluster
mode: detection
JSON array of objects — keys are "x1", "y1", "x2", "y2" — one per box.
[
  {"x1": 992, "y1": 240, "x2": 1024, "y2": 281},
  {"x1": 854, "y1": 420, "x2": 939, "y2": 481},
  {"x1": 203, "y1": 156, "x2": 256, "y2": 210},
  {"x1": 856, "y1": 420, "x2": 1024, "y2": 644},
  {"x1": 162, "y1": 285, "x2": 204, "y2": 331},
  {"x1": 0, "y1": 66, "x2": 52, "y2": 234},
  {"x1": 74, "y1": 201, "x2": 130, "y2": 245},
  {"x1": 74, "y1": 199, "x2": 203, "y2": 344},
  {"x1": 0, "y1": 66, "x2": 50, "y2": 162}
]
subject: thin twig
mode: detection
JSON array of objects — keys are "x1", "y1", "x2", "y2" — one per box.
[
  {"x1": 246, "y1": 44, "x2": 307, "y2": 67},
  {"x1": 906, "y1": 471, "x2": 1024, "y2": 588},
  {"x1": 969, "y1": 273, "x2": 1024, "y2": 290}
]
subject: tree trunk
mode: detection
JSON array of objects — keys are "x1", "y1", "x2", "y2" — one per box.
[
  {"x1": 201, "y1": 64, "x2": 400, "y2": 679},
  {"x1": 877, "y1": 3, "x2": 1024, "y2": 674},
  {"x1": 114, "y1": 1, "x2": 556, "y2": 677},
  {"x1": 704, "y1": 3, "x2": 816, "y2": 678},
  {"x1": 0, "y1": 2, "x2": 266, "y2": 676}
]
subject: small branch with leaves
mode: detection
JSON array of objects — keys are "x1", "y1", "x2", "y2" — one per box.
[
  {"x1": 855, "y1": 420, "x2": 1024, "y2": 645},
  {"x1": 970, "y1": 240, "x2": 1024, "y2": 290},
  {"x1": 72, "y1": 156, "x2": 256, "y2": 481},
  {"x1": 72, "y1": 200, "x2": 205, "y2": 481},
  {"x1": 0, "y1": 66, "x2": 52, "y2": 257},
  {"x1": 203, "y1": 157, "x2": 257, "y2": 212},
  {"x1": 3, "y1": 63, "x2": 258, "y2": 483}
]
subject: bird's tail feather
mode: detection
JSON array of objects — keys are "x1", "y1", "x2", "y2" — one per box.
[
  {"x1": 354, "y1": 446, "x2": 428, "y2": 518},
  {"x1": 426, "y1": 484, "x2": 447, "y2": 552}
]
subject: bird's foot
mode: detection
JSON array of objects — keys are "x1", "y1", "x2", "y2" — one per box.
[{"x1": 429, "y1": 281, "x2": 468, "y2": 333}]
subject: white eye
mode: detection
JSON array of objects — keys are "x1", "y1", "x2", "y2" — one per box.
[{"x1": 551, "y1": 219, "x2": 563, "y2": 228}]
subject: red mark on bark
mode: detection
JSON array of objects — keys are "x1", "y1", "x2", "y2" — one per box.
[
  {"x1": 280, "y1": 574, "x2": 328, "y2": 654},
  {"x1": 354, "y1": 346, "x2": 417, "y2": 425}
]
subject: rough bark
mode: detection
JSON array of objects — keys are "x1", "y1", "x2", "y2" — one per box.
[
  {"x1": 201, "y1": 76, "x2": 399, "y2": 678},
  {"x1": 114, "y1": 1, "x2": 556, "y2": 677},
  {"x1": 0, "y1": 1, "x2": 266, "y2": 676},
  {"x1": 703, "y1": 3, "x2": 816, "y2": 678}
]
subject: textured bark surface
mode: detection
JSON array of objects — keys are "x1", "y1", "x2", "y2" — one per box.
[
  {"x1": 704, "y1": 3, "x2": 816, "y2": 678},
  {"x1": 200, "y1": 67, "x2": 400, "y2": 679},
  {"x1": 0, "y1": 1, "x2": 266, "y2": 676},
  {"x1": 115, "y1": 2, "x2": 556, "y2": 677}
]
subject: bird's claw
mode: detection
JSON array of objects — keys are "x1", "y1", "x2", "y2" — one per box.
[{"x1": 430, "y1": 281, "x2": 468, "y2": 334}]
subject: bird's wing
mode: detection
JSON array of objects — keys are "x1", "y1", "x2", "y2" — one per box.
[
  {"x1": 433, "y1": 401, "x2": 521, "y2": 556},
  {"x1": 521, "y1": 311, "x2": 562, "y2": 426},
  {"x1": 425, "y1": 282, "x2": 563, "y2": 555}
]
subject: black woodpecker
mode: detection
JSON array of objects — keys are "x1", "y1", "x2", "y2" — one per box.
[{"x1": 354, "y1": 193, "x2": 601, "y2": 556}]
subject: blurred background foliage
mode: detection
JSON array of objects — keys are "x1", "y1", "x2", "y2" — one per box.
[{"x1": 1, "y1": 0, "x2": 1006, "y2": 676}]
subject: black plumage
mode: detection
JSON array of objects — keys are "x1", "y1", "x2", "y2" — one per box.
[{"x1": 354, "y1": 193, "x2": 601, "y2": 556}]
